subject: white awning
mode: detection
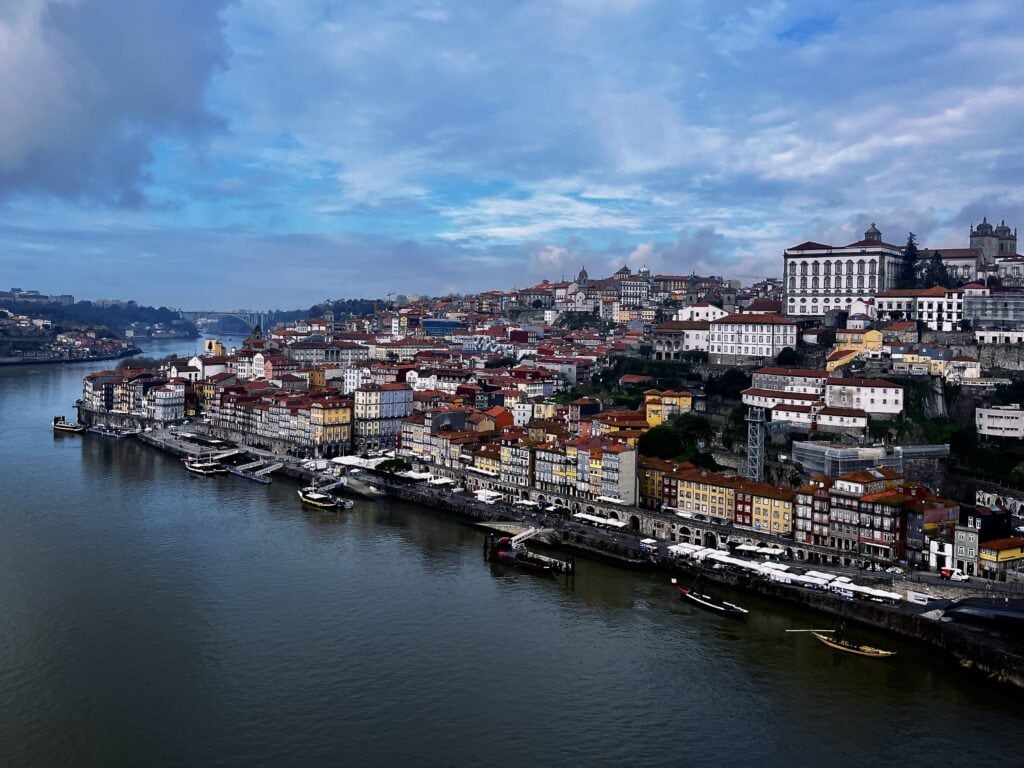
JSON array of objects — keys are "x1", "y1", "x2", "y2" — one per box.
[{"x1": 572, "y1": 512, "x2": 627, "y2": 528}]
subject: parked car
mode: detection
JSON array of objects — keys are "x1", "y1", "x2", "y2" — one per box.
[{"x1": 940, "y1": 567, "x2": 970, "y2": 582}]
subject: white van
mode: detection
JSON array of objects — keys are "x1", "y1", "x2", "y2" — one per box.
[{"x1": 941, "y1": 567, "x2": 970, "y2": 582}]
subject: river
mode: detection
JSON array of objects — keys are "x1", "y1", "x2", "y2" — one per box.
[{"x1": 0, "y1": 337, "x2": 1020, "y2": 767}]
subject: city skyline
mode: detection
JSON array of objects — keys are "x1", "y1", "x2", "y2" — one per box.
[{"x1": 2, "y1": 0, "x2": 1023, "y2": 309}]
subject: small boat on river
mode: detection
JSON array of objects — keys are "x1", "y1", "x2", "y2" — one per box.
[
  {"x1": 811, "y1": 631, "x2": 896, "y2": 658},
  {"x1": 671, "y1": 578, "x2": 748, "y2": 616},
  {"x1": 184, "y1": 456, "x2": 227, "y2": 475},
  {"x1": 485, "y1": 529, "x2": 574, "y2": 575},
  {"x1": 53, "y1": 415, "x2": 85, "y2": 434},
  {"x1": 298, "y1": 485, "x2": 353, "y2": 510}
]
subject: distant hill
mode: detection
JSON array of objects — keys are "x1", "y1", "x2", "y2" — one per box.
[{"x1": 2, "y1": 300, "x2": 198, "y2": 337}]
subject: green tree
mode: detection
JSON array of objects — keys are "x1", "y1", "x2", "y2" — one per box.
[
  {"x1": 897, "y1": 232, "x2": 920, "y2": 288},
  {"x1": 706, "y1": 368, "x2": 752, "y2": 400},
  {"x1": 775, "y1": 346, "x2": 799, "y2": 366},
  {"x1": 923, "y1": 251, "x2": 952, "y2": 288},
  {"x1": 637, "y1": 425, "x2": 682, "y2": 460},
  {"x1": 671, "y1": 412, "x2": 715, "y2": 450}
]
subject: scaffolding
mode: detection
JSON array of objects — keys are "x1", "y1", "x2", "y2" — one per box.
[
  {"x1": 790, "y1": 441, "x2": 949, "y2": 477},
  {"x1": 746, "y1": 407, "x2": 766, "y2": 482}
]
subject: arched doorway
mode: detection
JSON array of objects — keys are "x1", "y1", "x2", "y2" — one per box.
[
  {"x1": 703, "y1": 532, "x2": 717, "y2": 549},
  {"x1": 629, "y1": 515, "x2": 640, "y2": 532}
]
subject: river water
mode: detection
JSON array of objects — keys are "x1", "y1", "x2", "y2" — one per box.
[{"x1": 0, "y1": 338, "x2": 1020, "y2": 767}]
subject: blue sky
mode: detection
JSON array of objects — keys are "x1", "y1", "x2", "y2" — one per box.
[{"x1": 1, "y1": 0, "x2": 1022, "y2": 309}]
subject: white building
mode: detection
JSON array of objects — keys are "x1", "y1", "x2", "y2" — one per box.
[
  {"x1": 816, "y1": 406, "x2": 868, "y2": 432},
  {"x1": 875, "y1": 286, "x2": 964, "y2": 332},
  {"x1": 751, "y1": 367, "x2": 829, "y2": 395},
  {"x1": 824, "y1": 378, "x2": 903, "y2": 418},
  {"x1": 675, "y1": 300, "x2": 728, "y2": 323},
  {"x1": 783, "y1": 224, "x2": 902, "y2": 318},
  {"x1": 652, "y1": 320, "x2": 710, "y2": 360},
  {"x1": 741, "y1": 388, "x2": 821, "y2": 410},
  {"x1": 976, "y1": 404, "x2": 1024, "y2": 439},
  {"x1": 146, "y1": 382, "x2": 186, "y2": 422},
  {"x1": 709, "y1": 314, "x2": 797, "y2": 366}
]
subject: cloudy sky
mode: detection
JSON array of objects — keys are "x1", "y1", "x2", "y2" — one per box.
[{"x1": 1, "y1": 0, "x2": 1022, "y2": 309}]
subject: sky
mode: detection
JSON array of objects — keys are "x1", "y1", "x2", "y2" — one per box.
[{"x1": 1, "y1": 0, "x2": 1023, "y2": 310}]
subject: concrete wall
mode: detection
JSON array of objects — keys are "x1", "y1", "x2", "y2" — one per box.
[{"x1": 921, "y1": 330, "x2": 1024, "y2": 371}]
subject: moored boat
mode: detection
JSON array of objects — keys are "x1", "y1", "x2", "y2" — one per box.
[
  {"x1": 184, "y1": 456, "x2": 227, "y2": 475},
  {"x1": 53, "y1": 415, "x2": 85, "y2": 434},
  {"x1": 485, "y1": 530, "x2": 574, "y2": 575},
  {"x1": 488, "y1": 537, "x2": 555, "y2": 574},
  {"x1": 811, "y1": 631, "x2": 896, "y2": 658},
  {"x1": 671, "y1": 578, "x2": 748, "y2": 615},
  {"x1": 297, "y1": 486, "x2": 339, "y2": 509}
]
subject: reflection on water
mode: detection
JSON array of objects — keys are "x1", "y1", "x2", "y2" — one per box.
[{"x1": 0, "y1": 338, "x2": 1021, "y2": 767}]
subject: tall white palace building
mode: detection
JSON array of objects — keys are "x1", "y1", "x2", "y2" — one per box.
[{"x1": 783, "y1": 224, "x2": 902, "y2": 318}]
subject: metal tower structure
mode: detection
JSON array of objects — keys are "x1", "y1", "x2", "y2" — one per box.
[{"x1": 746, "y1": 406, "x2": 766, "y2": 482}]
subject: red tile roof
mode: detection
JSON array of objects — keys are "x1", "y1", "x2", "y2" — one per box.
[
  {"x1": 818, "y1": 406, "x2": 867, "y2": 418},
  {"x1": 980, "y1": 537, "x2": 1024, "y2": 551},
  {"x1": 754, "y1": 367, "x2": 828, "y2": 379},
  {"x1": 827, "y1": 377, "x2": 902, "y2": 389},
  {"x1": 742, "y1": 388, "x2": 820, "y2": 401}
]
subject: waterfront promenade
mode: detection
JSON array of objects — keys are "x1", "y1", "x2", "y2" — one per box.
[{"x1": 127, "y1": 424, "x2": 1024, "y2": 689}]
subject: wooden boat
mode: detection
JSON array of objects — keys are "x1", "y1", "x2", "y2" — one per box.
[
  {"x1": 811, "y1": 631, "x2": 896, "y2": 658},
  {"x1": 297, "y1": 486, "x2": 339, "y2": 509},
  {"x1": 485, "y1": 531, "x2": 573, "y2": 575},
  {"x1": 672, "y1": 578, "x2": 748, "y2": 615},
  {"x1": 184, "y1": 457, "x2": 227, "y2": 475},
  {"x1": 53, "y1": 415, "x2": 85, "y2": 434}
]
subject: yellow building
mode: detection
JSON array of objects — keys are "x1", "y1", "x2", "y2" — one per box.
[
  {"x1": 309, "y1": 364, "x2": 345, "y2": 392},
  {"x1": 472, "y1": 444, "x2": 502, "y2": 477},
  {"x1": 310, "y1": 397, "x2": 352, "y2": 457},
  {"x1": 979, "y1": 537, "x2": 1024, "y2": 579},
  {"x1": 643, "y1": 389, "x2": 694, "y2": 428},
  {"x1": 674, "y1": 469, "x2": 737, "y2": 524},
  {"x1": 825, "y1": 348, "x2": 859, "y2": 373},
  {"x1": 736, "y1": 482, "x2": 795, "y2": 534},
  {"x1": 835, "y1": 328, "x2": 883, "y2": 353}
]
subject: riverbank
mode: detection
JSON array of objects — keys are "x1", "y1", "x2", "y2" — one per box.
[
  {"x1": 0, "y1": 346, "x2": 142, "y2": 367},
  {"x1": 117, "y1": 425, "x2": 1024, "y2": 690}
]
